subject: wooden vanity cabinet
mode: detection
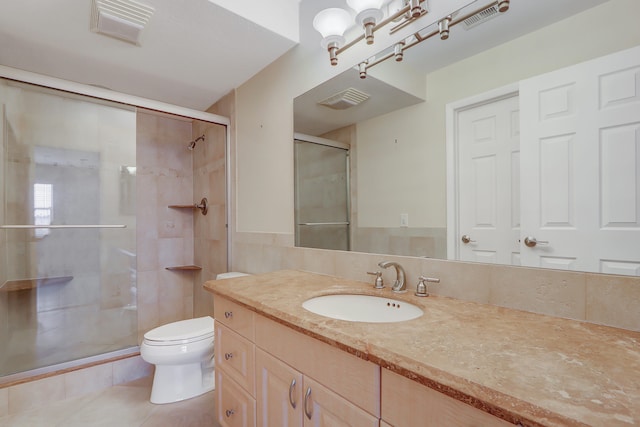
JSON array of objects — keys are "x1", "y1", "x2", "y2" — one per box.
[
  {"x1": 214, "y1": 295, "x2": 380, "y2": 427},
  {"x1": 381, "y1": 369, "x2": 514, "y2": 426},
  {"x1": 214, "y1": 295, "x2": 513, "y2": 427}
]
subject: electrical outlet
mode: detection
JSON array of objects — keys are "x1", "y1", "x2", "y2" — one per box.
[{"x1": 400, "y1": 213, "x2": 409, "y2": 227}]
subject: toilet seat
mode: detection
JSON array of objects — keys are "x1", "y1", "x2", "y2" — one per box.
[{"x1": 143, "y1": 316, "x2": 214, "y2": 346}]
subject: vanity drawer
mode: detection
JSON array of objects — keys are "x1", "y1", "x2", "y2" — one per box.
[
  {"x1": 216, "y1": 322, "x2": 256, "y2": 396},
  {"x1": 215, "y1": 296, "x2": 255, "y2": 340},
  {"x1": 216, "y1": 367, "x2": 256, "y2": 427},
  {"x1": 381, "y1": 369, "x2": 513, "y2": 426}
]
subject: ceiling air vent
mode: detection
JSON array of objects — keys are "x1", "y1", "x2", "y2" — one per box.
[
  {"x1": 90, "y1": 0, "x2": 154, "y2": 45},
  {"x1": 318, "y1": 88, "x2": 370, "y2": 110},
  {"x1": 462, "y1": 4, "x2": 499, "y2": 30}
]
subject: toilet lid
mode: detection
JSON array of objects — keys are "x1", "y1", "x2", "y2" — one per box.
[{"x1": 144, "y1": 316, "x2": 214, "y2": 343}]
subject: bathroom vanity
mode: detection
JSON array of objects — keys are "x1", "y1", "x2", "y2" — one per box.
[{"x1": 204, "y1": 270, "x2": 640, "y2": 427}]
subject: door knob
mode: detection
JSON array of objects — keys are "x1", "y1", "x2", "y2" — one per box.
[
  {"x1": 461, "y1": 234, "x2": 476, "y2": 244},
  {"x1": 523, "y1": 236, "x2": 548, "y2": 247}
]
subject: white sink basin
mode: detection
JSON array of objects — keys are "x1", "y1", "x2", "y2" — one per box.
[{"x1": 302, "y1": 294, "x2": 423, "y2": 323}]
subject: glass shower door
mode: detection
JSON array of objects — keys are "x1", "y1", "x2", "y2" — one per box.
[
  {"x1": 294, "y1": 139, "x2": 350, "y2": 251},
  {"x1": 0, "y1": 79, "x2": 137, "y2": 377}
]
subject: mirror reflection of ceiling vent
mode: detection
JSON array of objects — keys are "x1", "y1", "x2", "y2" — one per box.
[
  {"x1": 90, "y1": 0, "x2": 154, "y2": 45},
  {"x1": 318, "y1": 88, "x2": 370, "y2": 110},
  {"x1": 462, "y1": 4, "x2": 499, "y2": 30}
]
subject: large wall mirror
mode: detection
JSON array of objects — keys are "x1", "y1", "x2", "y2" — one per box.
[{"x1": 294, "y1": 0, "x2": 640, "y2": 276}]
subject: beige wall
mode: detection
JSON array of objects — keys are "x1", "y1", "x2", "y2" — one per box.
[{"x1": 231, "y1": 0, "x2": 640, "y2": 332}]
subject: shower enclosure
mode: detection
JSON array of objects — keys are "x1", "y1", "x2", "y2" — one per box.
[
  {"x1": 0, "y1": 79, "x2": 137, "y2": 377},
  {"x1": 294, "y1": 138, "x2": 350, "y2": 251}
]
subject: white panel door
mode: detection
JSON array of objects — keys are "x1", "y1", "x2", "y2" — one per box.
[
  {"x1": 457, "y1": 95, "x2": 520, "y2": 264},
  {"x1": 520, "y1": 45, "x2": 640, "y2": 274}
]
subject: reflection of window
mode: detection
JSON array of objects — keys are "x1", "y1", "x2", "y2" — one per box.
[{"x1": 34, "y1": 183, "x2": 53, "y2": 238}]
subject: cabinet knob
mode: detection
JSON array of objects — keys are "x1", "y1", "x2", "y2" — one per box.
[
  {"x1": 224, "y1": 311, "x2": 233, "y2": 319},
  {"x1": 224, "y1": 352, "x2": 233, "y2": 360},
  {"x1": 225, "y1": 409, "x2": 235, "y2": 417}
]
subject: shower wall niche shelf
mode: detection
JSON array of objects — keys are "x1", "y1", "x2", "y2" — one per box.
[
  {"x1": 165, "y1": 265, "x2": 202, "y2": 271},
  {"x1": 168, "y1": 197, "x2": 208, "y2": 215},
  {"x1": 1, "y1": 276, "x2": 74, "y2": 292}
]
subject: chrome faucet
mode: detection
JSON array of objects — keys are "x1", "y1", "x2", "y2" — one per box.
[{"x1": 378, "y1": 261, "x2": 406, "y2": 293}]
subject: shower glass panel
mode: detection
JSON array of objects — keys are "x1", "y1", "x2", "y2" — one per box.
[
  {"x1": 0, "y1": 78, "x2": 137, "y2": 377},
  {"x1": 294, "y1": 139, "x2": 350, "y2": 251}
]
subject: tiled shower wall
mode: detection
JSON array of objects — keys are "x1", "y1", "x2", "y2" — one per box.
[
  {"x1": 136, "y1": 106, "x2": 229, "y2": 337},
  {"x1": 136, "y1": 111, "x2": 195, "y2": 340},
  {"x1": 192, "y1": 116, "x2": 228, "y2": 318}
]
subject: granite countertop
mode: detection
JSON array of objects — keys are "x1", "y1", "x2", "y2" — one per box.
[{"x1": 204, "y1": 269, "x2": 640, "y2": 427}]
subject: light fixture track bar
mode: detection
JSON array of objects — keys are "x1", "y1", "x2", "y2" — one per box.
[
  {"x1": 366, "y1": 0, "x2": 502, "y2": 73},
  {"x1": 337, "y1": 3, "x2": 415, "y2": 55},
  {"x1": 389, "y1": 8, "x2": 427, "y2": 34}
]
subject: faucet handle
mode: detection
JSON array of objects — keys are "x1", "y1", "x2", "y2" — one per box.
[
  {"x1": 367, "y1": 271, "x2": 384, "y2": 289},
  {"x1": 415, "y1": 275, "x2": 440, "y2": 297}
]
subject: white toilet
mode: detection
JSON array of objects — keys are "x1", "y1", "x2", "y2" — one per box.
[{"x1": 140, "y1": 272, "x2": 249, "y2": 404}]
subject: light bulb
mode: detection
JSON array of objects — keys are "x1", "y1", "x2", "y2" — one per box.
[
  {"x1": 346, "y1": 0, "x2": 384, "y2": 14},
  {"x1": 346, "y1": 0, "x2": 383, "y2": 44},
  {"x1": 313, "y1": 8, "x2": 353, "y2": 65},
  {"x1": 312, "y1": 8, "x2": 352, "y2": 40}
]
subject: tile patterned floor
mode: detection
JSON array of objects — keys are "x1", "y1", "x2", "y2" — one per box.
[{"x1": 0, "y1": 376, "x2": 217, "y2": 427}]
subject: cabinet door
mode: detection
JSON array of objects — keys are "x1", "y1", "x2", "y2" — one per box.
[
  {"x1": 302, "y1": 376, "x2": 379, "y2": 427},
  {"x1": 216, "y1": 369, "x2": 256, "y2": 427},
  {"x1": 256, "y1": 348, "x2": 303, "y2": 427}
]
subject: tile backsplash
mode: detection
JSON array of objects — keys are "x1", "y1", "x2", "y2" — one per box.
[{"x1": 232, "y1": 231, "x2": 640, "y2": 332}]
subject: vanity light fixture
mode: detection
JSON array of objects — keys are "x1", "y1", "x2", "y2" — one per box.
[
  {"x1": 393, "y1": 40, "x2": 405, "y2": 61},
  {"x1": 407, "y1": 0, "x2": 423, "y2": 18},
  {"x1": 350, "y1": 0, "x2": 510, "y2": 79},
  {"x1": 358, "y1": 61, "x2": 368, "y2": 78},
  {"x1": 438, "y1": 15, "x2": 452, "y2": 40},
  {"x1": 497, "y1": 0, "x2": 510, "y2": 13},
  {"x1": 346, "y1": 0, "x2": 385, "y2": 45},
  {"x1": 313, "y1": 8, "x2": 353, "y2": 66},
  {"x1": 313, "y1": 0, "x2": 426, "y2": 66}
]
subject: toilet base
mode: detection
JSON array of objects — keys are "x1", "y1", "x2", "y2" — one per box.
[{"x1": 150, "y1": 361, "x2": 215, "y2": 404}]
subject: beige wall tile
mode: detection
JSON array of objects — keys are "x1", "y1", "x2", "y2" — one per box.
[
  {"x1": 64, "y1": 363, "x2": 113, "y2": 399},
  {"x1": 230, "y1": 233, "x2": 640, "y2": 331},
  {"x1": 586, "y1": 274, "x2": 640, "y2": 330},
  {"x1": 280, "y1": 246, "x2": 305, "y2": 271},
  {"x1": 112, "y1": 356, "x2": 153, "y2": 385},
  {"x1": 334, "y1": 250, "x2": 378, "y2": 284},
  {"x1": 158, "y1": 270, "x2": 186, "y2": 325},
  {"x1": 301, "y1": 248, "x2": 337, "y2": 276},
  {"x1": 137, "y1": 271, "x2": 159, "y2": 341},
  {"x1": 136, "y1": 236, "x2": 159, "y2": 272},
  {"x1": 415, "y1": 258, "x2": 492, "y2": 304},
  {"x1": 9, "y1": 375, "x2": 65, "y2": 414},
  {"x1": 489, "y1": 266, "x2": 587, "y2": 321}
]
